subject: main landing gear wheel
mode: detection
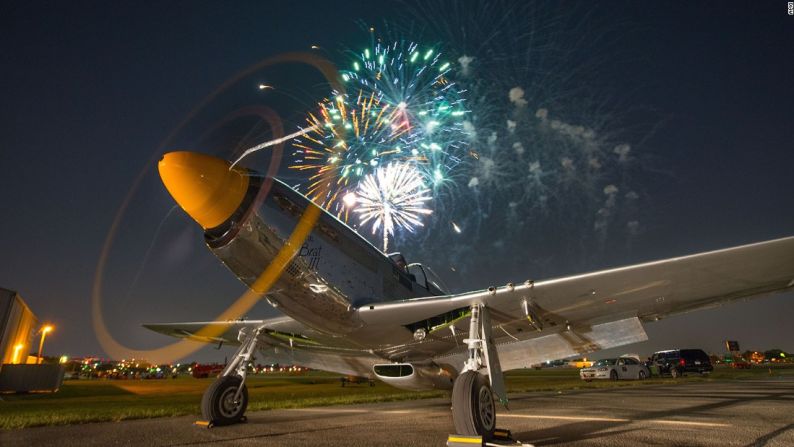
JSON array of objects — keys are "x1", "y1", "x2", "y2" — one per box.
[
  {"x1": 201, "y1": 375, "x2": 248, "y2": 426},
  {"x1": 452, "y1": 371, "x2": 496, "y2": 440}
]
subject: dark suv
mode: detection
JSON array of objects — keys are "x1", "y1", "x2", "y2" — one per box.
[{"x1": 650, "y1": 349, "x2": 713, "y2": 377}]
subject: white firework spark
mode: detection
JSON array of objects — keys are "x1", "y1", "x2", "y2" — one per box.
[{"x1": 354, "y1": 163, "x2": 433, "y2": 252}]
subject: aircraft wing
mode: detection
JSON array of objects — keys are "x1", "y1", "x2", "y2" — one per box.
[
  {"x1": 143, "y1": 316, "x2": 333, "y2": 347},
  {"x1": 357, "y1": 236, "x2": 794, "y2": 367},
  {"x1": 144, "y1": 316, "x2": 385, "y2": 377},
  {"x1": 143, "y1": 315, "x2": 368, "y2": 353},
  {"x1": 145, "y1": 318, "x2": 280, "y2": 346}
]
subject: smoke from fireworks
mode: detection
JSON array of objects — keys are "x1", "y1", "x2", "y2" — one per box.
[{"x1": 389, "y1": 1, "x2": 655, "y2": 282}]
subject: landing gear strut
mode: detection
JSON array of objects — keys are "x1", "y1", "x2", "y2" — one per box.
[
  {"x1": 451, "y1": 304, "x2": 507, "y2": 440},
  {"x1": 200, "y1": 325, "x2": 263, "y2": 426}
]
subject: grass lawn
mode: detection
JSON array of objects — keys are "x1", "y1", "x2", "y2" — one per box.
[{"x1": 1, "y1": 365, "x2": 792, "y2": 430}]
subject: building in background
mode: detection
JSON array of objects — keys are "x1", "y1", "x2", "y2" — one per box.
[{"x1": 0, "y1": 287, "x2": 39, "y2": 365}]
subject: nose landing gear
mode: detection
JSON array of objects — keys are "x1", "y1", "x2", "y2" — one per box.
[
  {"x1": 201, "y1": 375, "x2": 248, "y2": 426},
  {"x1": 200, "y1": 325, "x2": 263, "y2": 427}
]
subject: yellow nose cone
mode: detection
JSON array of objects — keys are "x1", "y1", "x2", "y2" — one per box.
[{"x1": 158, "y1": 151, "x2": 249, "y2": 229}]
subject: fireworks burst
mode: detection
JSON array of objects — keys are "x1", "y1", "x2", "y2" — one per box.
[
  {"x1": 290, "y1": 90, "x2": 413, "y2": 212},
  {"x1": 291, "y1": 40, "x2": 468, "y2": 219},
  {"x1": 354, "y1": 162, "x2": 433, "y2": 252}
]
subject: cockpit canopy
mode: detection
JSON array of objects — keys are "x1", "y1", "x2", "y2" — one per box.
[
  {"x1": 387, "y1": 252, "x2": 450, "y2": 296},
  {"x1": 407, "y1": 263, "x2": 449, "y2": 296}
]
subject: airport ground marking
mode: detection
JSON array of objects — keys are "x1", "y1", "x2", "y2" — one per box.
[{"x1": 499, "y1": 413, "x2": 730, "y2": 428}]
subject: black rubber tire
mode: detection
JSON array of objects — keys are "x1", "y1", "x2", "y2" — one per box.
[
  {"x1": 452, "y1": 371, "x2": 496, "y2": 440},
  {"x1": 638, "y1": 370, "x2": 647, "y2": 380},
  {"x1": 610, "y1": 370, "x2": 619, "y2": 381},
  {"x1": 670, "y1": 367, "x2": 680, "y2": 379},
  {"x1": 201, "y1": 375, "x2": 248, "y2": 426}
]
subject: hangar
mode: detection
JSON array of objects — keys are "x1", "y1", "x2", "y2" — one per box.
[{"x1": 0, "y1": 287, "x2": 39, "y2": 365}]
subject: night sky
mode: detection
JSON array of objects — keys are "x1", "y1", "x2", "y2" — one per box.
[{"x1": 1, "y1": 1, "x2": 792, "y2": 363}]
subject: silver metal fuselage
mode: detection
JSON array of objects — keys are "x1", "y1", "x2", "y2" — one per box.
[{"x1": 206, "y1": 176, "x2": 429, "y2": 355}]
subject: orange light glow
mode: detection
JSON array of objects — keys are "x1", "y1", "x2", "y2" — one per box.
[
  {"x1": 12, "y1": 344, "x2": 24, "y2": 364},
  {"x1": 38, "y1": 324, "x2": 55, "y2": 364}
]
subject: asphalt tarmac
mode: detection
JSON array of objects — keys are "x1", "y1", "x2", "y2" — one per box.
[{"x1": 2, "y1": 378, "x2": 793, "y2": 446}]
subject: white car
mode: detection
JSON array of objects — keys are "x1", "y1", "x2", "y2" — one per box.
[{"x1": 580, "y1": 357, "x2": 650, "y2": 381}]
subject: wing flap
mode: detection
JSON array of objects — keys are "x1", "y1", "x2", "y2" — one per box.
[
  {"x1": 434, "y1": 316, "x2": 648, "y2": 370},
  {"x1": 495, "y1": 316, "x2": 648, "y2": 369}
]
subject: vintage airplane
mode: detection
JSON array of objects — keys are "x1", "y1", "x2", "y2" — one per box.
[{"x1": 146, "y1": 151, "x2": 794, "y2": 438}]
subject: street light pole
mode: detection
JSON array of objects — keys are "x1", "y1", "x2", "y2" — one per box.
[{"x1": 37, "y1": 325, "x2": 53, "y2": 364}]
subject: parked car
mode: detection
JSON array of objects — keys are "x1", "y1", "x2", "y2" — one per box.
[
  {"x1": 650, "y1": 349, "x2": 713, "y2": 377},
  {"x1": 192, "y1": 363, "x2": 225, "y2": 379},
  {"x1": 580, "y1": 357, "x2": 650, "y2": 381},
  {"x1": 730, "y1": 359, "x2": 752, "y2": 369}
]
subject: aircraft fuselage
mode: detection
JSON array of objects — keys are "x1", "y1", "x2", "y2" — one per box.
[{"x1": 206, "y1": 175, "x2": 433, "y2": 346}]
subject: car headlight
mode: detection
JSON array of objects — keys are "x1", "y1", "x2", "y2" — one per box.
[{"x1": 597, "y1": 367, "x2": 608, "y2": 371}]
